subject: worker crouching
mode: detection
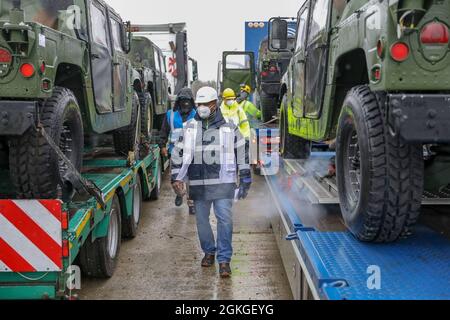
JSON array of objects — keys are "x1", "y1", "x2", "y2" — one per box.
[{"x1": 171, "y1": 87, "x2": 252, "y2": 278}]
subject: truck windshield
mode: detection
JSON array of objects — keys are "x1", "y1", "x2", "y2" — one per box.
[
  {"x1": 0, "y1": 0, "x2": 83, "y2": 35},
  {"x1": 130, "y1": 37, "x2": 155, "y2": 69}
]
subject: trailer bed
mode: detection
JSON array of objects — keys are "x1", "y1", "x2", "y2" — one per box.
[
  {"x1": 265, "y1": 152, "x2": 450, "y2": 300},
  {"x1": 0, "y1": 146, "x2": 162, "y2": 300}
]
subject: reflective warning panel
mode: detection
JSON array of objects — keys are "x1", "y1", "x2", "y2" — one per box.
[{"x1": 0, "y1": 200, "x2": 62, "y2": 273}]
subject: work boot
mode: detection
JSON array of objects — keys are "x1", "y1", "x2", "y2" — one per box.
[
  {"x1": 189, "y1": 206, "x2": 196, "y2": 215},
  {"x1": 219, "y1": 263, "x2": 232, "y2": 278},
  {"x1": 201, "y1": 254, "x2": 215, "y2": 267},
  {"x1": 175, "y1": 195, "x2": 183, "y2": 207}
]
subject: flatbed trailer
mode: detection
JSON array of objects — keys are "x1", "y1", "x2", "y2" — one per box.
[
  {"x1": 264, "y1": 152, "x2": 450, "y2": 300},
  {"x1": 0, "y1": 146, "x2": 162, "y2": 300}
]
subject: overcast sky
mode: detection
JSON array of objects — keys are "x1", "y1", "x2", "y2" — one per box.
[{"x1": 105, "y1": 0, "x2": 300, "y2": 81}]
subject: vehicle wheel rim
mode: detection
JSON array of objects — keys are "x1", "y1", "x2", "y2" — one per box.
[
  {"x1": 133, "y1": 182, "x2": 141, "y2": 224},
  {"x1": 107, "y1": 207, "x2": 119, "y2": 259},
  {"x1": 344, "y1": 128, "x2": 361, "y2": 207},
  {"x1": 157, "y1": 164, "x2": 162, "y2": 193}
]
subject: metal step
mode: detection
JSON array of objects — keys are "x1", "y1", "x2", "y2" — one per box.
[{"x1": 284, "y1": 159, "x2": 450, "y2": 206}]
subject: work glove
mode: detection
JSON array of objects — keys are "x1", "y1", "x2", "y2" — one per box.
[
  {"x1": 238, "y1": 177, "x2": 252, "y2": 200},
  {"x1": 172, "y1": 180, "x2": 186, "y2": 197}
]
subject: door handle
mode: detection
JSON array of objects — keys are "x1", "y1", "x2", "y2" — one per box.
[
  {"x1": 113, "y1": 62, "x2": 120, "y2": 66},
  {"x1": 298, "y1": 58, "x2": 305, "y2": 63},
  {"x1": 91, "y1": 53, "x2": 100, "y2": 59}
]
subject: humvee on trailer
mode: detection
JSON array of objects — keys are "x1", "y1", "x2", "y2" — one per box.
[
  {"x1": 0, "y1": 0, "x2": 139, "y2": 199},
  {"x1": 129, "y1": 36, "x2": 170, "y2": 138},
  {"x1": 272, "y1": 0, "x2": 450, "y2": 242}
]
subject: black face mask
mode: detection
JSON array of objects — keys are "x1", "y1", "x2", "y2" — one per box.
[{"x1": 179, "y1": 100, "x2": 193, "y2": 114}]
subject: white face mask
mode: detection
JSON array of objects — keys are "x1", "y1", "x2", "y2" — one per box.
[
  {"x1": 197, "y1": 106, "x2": 211, "y2": 119},
  {"x1": 226, "y1": 100, "x2": 235, "y2": 107}
]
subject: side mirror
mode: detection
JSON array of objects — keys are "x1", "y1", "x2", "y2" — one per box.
[
  {"x1": 122, "y1": 21, "x2": 131, "y2": 54},
  {"x1": 269, "y1": 18, "x2": 288, "y2": 51}
]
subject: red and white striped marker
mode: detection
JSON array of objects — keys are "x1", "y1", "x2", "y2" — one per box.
[{"x1": 0, "y1": 200, "x2": 63, "y2": 273}]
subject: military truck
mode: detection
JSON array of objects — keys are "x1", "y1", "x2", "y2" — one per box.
[
  {"x1": 256, "y1": 36, "x2": 295, "y2": 122},
  {"x1": 272, "y1": 0, "x2": 450, "y2": 242},
  {"x1": 219, "y1": 51, "x2": 255, "y2": 95},
  {"x1": 129, "y1": 36, "x2": 170, "y2": 138},
  {"x1": 0, "y1": 0, "x2": 140, "y2": 199}
]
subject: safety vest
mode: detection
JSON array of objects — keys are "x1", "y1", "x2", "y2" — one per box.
[
  {"x1": 239, "y1": 100, "x2": 261, "y2": 120},
  {"x1": 167, "y1": 109, "x2": 196, "y2": 154},
  {"x1": 220, "y1": 101, "x2": 251, "y2": 139},
  {"x1": 171, "y1": 118, "x2": 250, "y2": 188}
]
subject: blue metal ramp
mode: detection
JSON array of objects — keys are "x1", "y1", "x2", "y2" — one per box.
[{"x1": 266, "y1": 154, "x2": 450, "y2": 300}]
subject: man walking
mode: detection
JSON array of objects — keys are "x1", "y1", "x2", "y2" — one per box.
[
  {"x1": 160, "y1": 88, "x2": 197, "y2": 214},
  {"x1": 171, "y1": 87, "x2": 252, "y2": 278}
]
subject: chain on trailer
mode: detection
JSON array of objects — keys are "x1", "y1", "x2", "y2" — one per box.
[{"x1": 32, "y1": 119, "x2": 106, "y2": 208}]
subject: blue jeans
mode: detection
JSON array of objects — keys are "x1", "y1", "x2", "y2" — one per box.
[{"x1": 195, "y1": 199, "x2": 234, "y2": 264}]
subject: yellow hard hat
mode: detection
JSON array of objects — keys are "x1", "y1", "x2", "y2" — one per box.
[
  {"x1": 240, "y1": 84, "x2": 251, "y2": 94},
  {"x1": 222, "y1": 88, "x2": 236, "y2": 100}
]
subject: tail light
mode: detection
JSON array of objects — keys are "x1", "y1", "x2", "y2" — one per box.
[
  {"x1": 40, "y1": 61, "x2": 46, "y2": 74},
  {"x1": 20, "y1": 63, "x2": 35, "y2": 78},
  {"x1": 61, "y1": 212, "x2": 69, "y2": 230},
  {"x1": 0, "y1": 48, "x2": 12, "y2": 63},
  {"x1": 390, "y1": 42, "x2": 410, "y2": 62},
  {"x1": 62, "y1": 240, "x2": 70, "y2": 258},
  {"x1": 420, "y1": 22, "x2": 449, "y2": 44}
]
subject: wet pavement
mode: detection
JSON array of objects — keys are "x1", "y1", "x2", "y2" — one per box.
[{"x1": 78, "y1": 173, "x2": 292, "y2": 300}]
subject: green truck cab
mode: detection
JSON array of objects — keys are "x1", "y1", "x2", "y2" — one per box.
[
  {"x1": 129, "y1": 36, "x2": 170, "y2": 137},
  {"x1": 219, "y1": 51, "x2": 255, "y2": 95},
  {"x1": 273, "y1": 0, "x2": 450, "y2": 242},
  {"x1": 256, "y1": 36, "x2": 295, "y2": 122},
  {"x1": 0, "y1": 0, "x2": 140, "y2": 199}
]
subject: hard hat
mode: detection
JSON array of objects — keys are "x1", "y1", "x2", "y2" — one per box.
[
  {"x1": 195, "y1": 87, "x2": 218, "y2": 104},
  {"x1": 222, "y1": 88, "x2": 236, "y2": 100},
  {"x1": 240, "y1": 84, "x2": 251, "y2": 94}
]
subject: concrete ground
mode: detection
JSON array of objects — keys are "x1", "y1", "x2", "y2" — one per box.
[{"x1": 78, "y1": 173, "x2": 293, "y2": 300}]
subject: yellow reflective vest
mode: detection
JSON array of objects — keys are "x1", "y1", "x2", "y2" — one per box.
[
  {"x1": 220, "y1": 101, "x2": 251, "y2": 139},
  {"x1": 239, "y1": 100, "x2": 261, "y2": 120}
]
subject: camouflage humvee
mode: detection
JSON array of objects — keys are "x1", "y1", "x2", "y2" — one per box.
[
  {"x1": 129, "y1": 36, "x2": 170, "y2": 138},
  {"x1": 272, "y1": 0, "x2": 450, "y2": 242},
  {"x1": 0, "y1": 0, "x2": 139, "y2": 199}
]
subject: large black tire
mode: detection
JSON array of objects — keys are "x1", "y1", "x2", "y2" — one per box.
[
  {"x1": 138, "y1": 92, "x2": 154, "y2": 141},
  {"x1": 113, "y1": 92, "x2": 140, "y2": 157},
  {"x1": 79, "y1": 195, "x2": 122, "y2": 278},
  {"x1": 336, "y1": 86, "x2": 424, "y2": 243},
  {"x1": 9, "y1": 87, "x2": 84, "y2": 199},
  {"x1": 260, "y1": 92, "x2": 278, "y2": 123},
  {"x1": 122, "y1": 178, "x2": 142, "y2": 238},
  {"x1": 279, "y1": 95, "x2": 311, "y2": 159}
]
